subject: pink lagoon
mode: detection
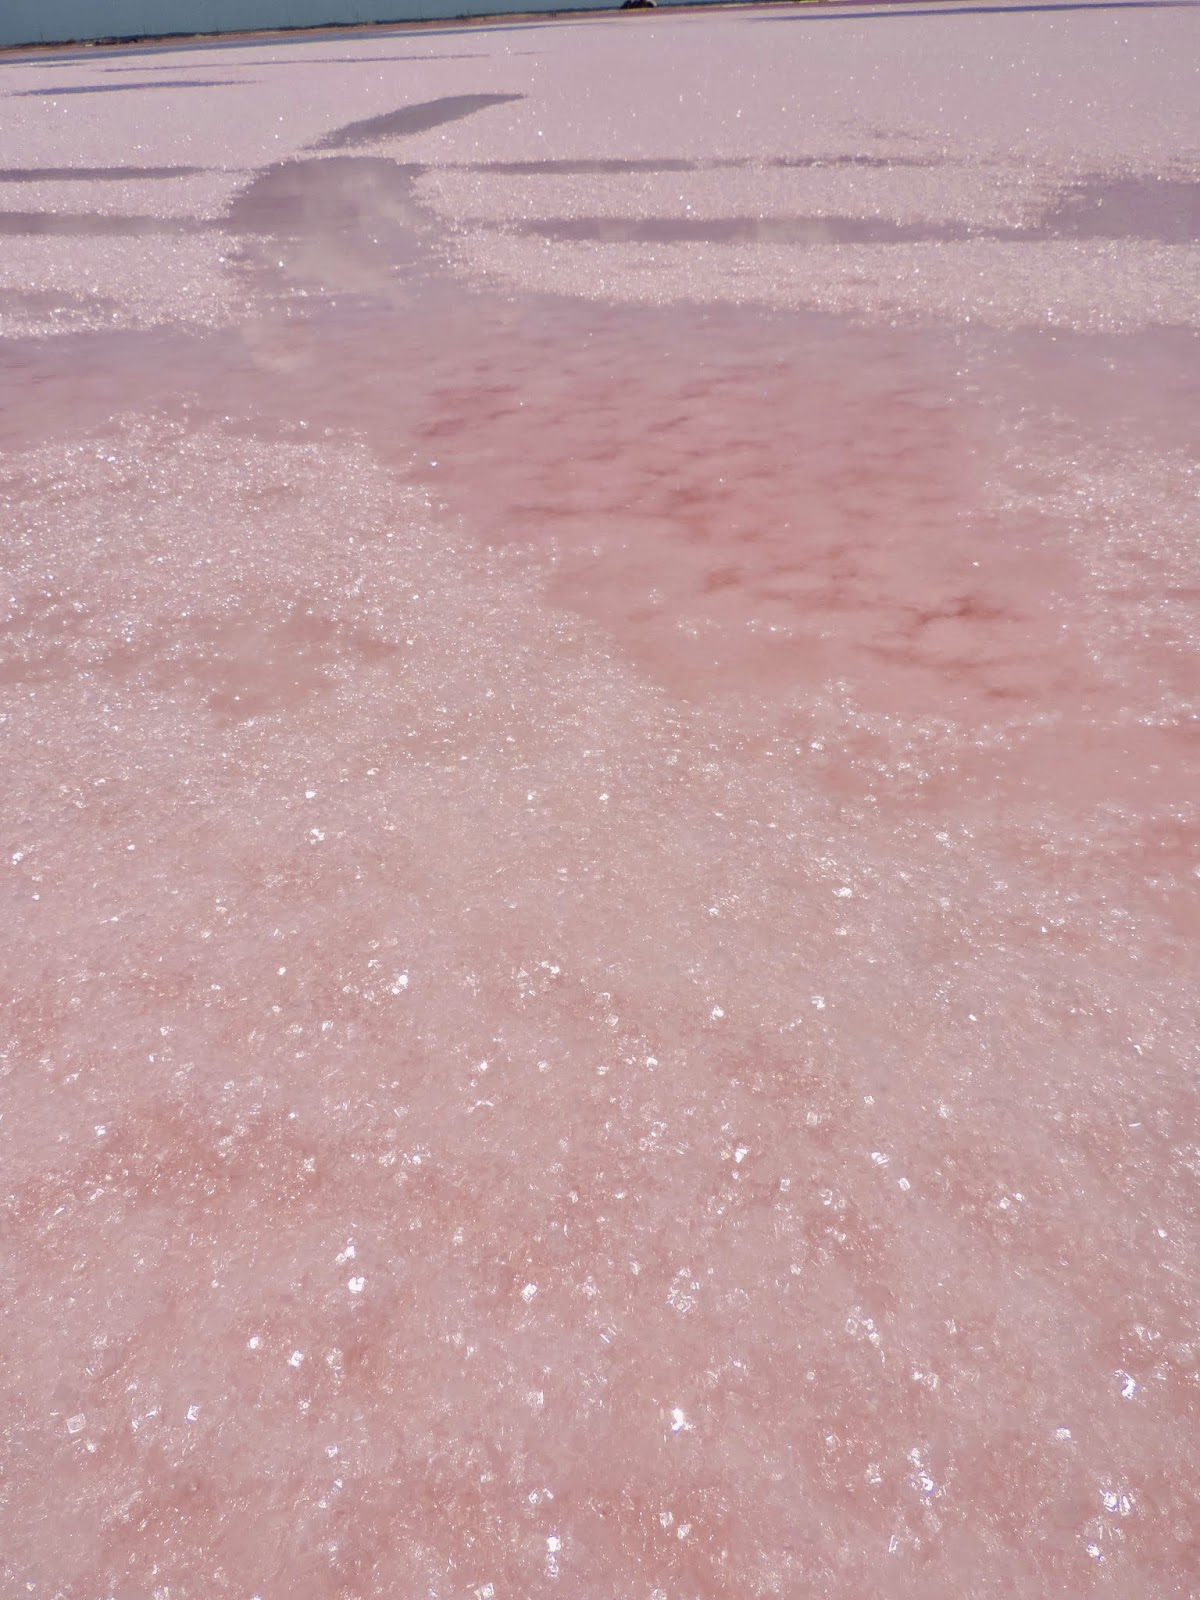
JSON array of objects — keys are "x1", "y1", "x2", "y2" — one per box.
[{"x1": 1, "y1": 2, "x2": 1198, "y2": 1595}]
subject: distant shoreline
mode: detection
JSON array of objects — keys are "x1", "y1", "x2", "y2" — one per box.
[{"x1": 0, "y1": 0, "x2": 1008, "y2": 61}]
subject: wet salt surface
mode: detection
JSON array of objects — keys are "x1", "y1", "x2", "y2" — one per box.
[{"x1": 2, "y1": 4, "x2": 1199, "y2": 1597}]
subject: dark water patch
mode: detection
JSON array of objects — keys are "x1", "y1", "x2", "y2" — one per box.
[
  {"x1": 221, "y1": 157, "x2": 435, "y2": 293},
  {"x1": 310, "y1": 93, "x2": 525, "y2": 152},
  {"x1": 502, "y1": 214, "x2": 972, "y2": 246},
  {"x1": 14, "y1": 80, "x2": 242, "y2": 95},
  {"x1": 0, "y1": 212, "x2": 211, "y2": 236},
  {"x1": 0, "y1": 166, "x2": 208, "y2": 181},
  {"x1": 446, "y1": 153, "x2": 933, "y2": 177},
  {"x1": 465, "y1": 157, "x2": 702, "y2": 177},
  {"x1": 497, "y1": 180, "x2": 1200, "y2": 248},
  {"x1": 0, "y1": 287, "x2": 121, "y2": 315},
  {"x1": 769, "y1": 154, "x2": 934, "y2": 170},
  {"x1": 1044, "y1": 177, "x2": 1200, "y2": 245},
  {"x1": 105, "y1": 54, "x2": 487, "y2": 69},
  {"x1": 225, "y1": 156, "x2": 421, "y2": 237}
]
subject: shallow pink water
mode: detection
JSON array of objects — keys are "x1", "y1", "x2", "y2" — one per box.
[{"x1": 2, "y1": 6, "x2": 1199, "y2": 1598}]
